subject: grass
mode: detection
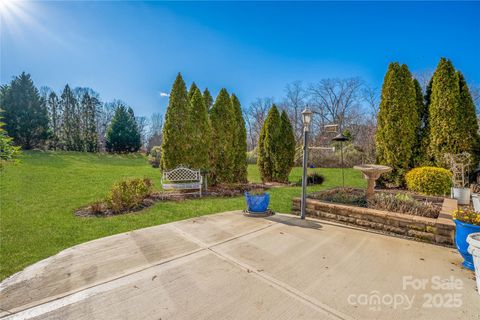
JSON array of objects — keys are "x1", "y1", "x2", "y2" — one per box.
[{"x1": 0, "y1": 151, "x2": 365, "y2": 280}]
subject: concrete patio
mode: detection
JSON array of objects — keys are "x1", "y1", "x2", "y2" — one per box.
[{"x1": 1, "y1": 211, "x2": 478, "y2": 319}]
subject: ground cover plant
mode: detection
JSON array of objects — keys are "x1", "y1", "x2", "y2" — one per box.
[
  {"x1": 0, "y1": 151, "x2": 365, "y2": 280},
  {"x1": 310, "y1": 187, "x2": 442, "y2": 218}
]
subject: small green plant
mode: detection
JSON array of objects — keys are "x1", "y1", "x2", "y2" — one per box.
[
  {"x1": 405, "y1": 166, "x2": 452, "y2": 196},
  {"x1": 453, "y1": 208, "x2": 480, "y2": 226},
  {"x1": 148, "y1": 146, "x2": 162, "y2": 168},
  {"x1": 106, "y1": 178, "x2": 153, "y2": 213}
]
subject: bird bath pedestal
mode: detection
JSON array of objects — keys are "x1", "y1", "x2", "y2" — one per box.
[{"x1": 353, "y1": 165, "x2": 392, "y2": 199}]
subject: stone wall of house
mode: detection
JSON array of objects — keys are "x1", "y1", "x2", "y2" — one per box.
[{"x1": 292, "y1": 197, "x2": 456, "y2": 246}]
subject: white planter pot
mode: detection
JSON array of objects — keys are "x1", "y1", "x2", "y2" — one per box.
[
  {"x1": 467, "y1": 233, "x2": 480, "y2": 296},
  {"x1": 472, "y1": 193, "x2": 480, "y2": 213},
  {"x1": 452, "y1": 187, "x2": 471, "y2": 205}
]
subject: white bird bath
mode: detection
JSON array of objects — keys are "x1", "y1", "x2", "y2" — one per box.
[{"x1": 353, "y1": 164, "x2": 392, "y2": 199}]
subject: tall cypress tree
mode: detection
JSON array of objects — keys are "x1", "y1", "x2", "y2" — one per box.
[
  {"x1": 457, "y1": 71, "x2": 480, "y2": 162},
  {"x1": 61, "y1": 85, "x2": 82, "y2": 151},
  {"x1": 375, "y1": 63, "x2": 419, "y2": 186},
  {"x1": 105, "y1": 105, "x2": 141, "y2": 152},
  {"x1": 276, "y1": 110, "x2": 296, "y2": 183},
  {"x1": 203, "y1": 88, "x2": 213, "y2": 111},
  {"x1": 81, "y1": 93, "x2": 99, "y2": 152},
  {"x1": 413, "y1": 78, "x2": 426, "y2": 165},
  {"x1": 231, "y1": 94, "x2": 248, "y2": 182},
  {"x1": 161, "y1": 73, "x2": 190, "y2": 170},
  {"x1": 1, "y1": 72, "x2": 49, "y2": 149},
  {"x1": 258, "y1": 105, "x2": 281, "y2": 182},
  {"x1": 209, "y1": 88, "x2": 235, "y2": 184},
  {"x1": 47, "y1": 92, "x2": 62, "y2": 150},
  {"x1": 427, "y1": 58, "x2": 474, "y2": 165},
  {"x1": 188, "y1": 87, "x2": 211, "y2": 170},
  {"x1": 187, "y1": 82, "x2": 199, "y2": 101}
]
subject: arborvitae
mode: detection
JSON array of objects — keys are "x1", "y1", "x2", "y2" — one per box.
[
  {"x1": 231, "y1": 94, "x2": 248, "y2": 182},
  {"x1": 276, "y1": 110, "x2": 296, "y2": 183},
  {"x1": 258, "y1": 105, "x2": 281, "y2": 182},
  {"x1": 457, "y1": 71, "x2": 480, "y2": 162},
  {"x1": 81, "y1": 93, "x2": 99, "y2": 152},
  {"x1": 427, "y1": 58, "x2": 471, "y2": 165},
  {"x1": 375, "y1": 63, "x2": 419, "y2": 186},
  {"x1": 1, "y1": 72, "x2": 49, "y2": 149},
  {"x1": 61, "y1": 85, "x2": 82, "y2": 151},
  {"x1": 161, "y1": 73, "x2": 190, "y2": 170},
  {"x1": 47, "y1": 92, "x2": 62, "y2": 150},
  {"x1": 105, "y1": 105, "x2": 141, "y2": 152},
  {"x1": 187, "y1": 82, "x2": 199, "y2": 101},
  {"x1": 209, "y1": 88, "x2": 236, "y2": 184},
  {"x1": 413, "y1": 78, "x2": 426, "y2": 165},
  {"x1": 188, "y1": 87, "x2": 211, "y2": 170},
  {"x1": 203, "y1": 88, "x2": 213, "y2": 111}
]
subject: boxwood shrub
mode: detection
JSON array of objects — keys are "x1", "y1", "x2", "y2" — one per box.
[{"x1": 405, "y1": 167, "x2": 452, "y2": 196}]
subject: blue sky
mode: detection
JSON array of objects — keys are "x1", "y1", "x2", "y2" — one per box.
[{"x1": 1, "y1": 1, "x2": 479, "y2": 117}]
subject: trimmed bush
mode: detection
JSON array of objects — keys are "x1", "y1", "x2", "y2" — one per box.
[
  {"x1": 107, "y1": 178, "x2": 152, "y2": 213},
  {"x1": 148, "y1": 146, "x2": 161, "y2": 168},
  {"x1": 405, "y1": 167, "x2": 452, "y2": 196}
]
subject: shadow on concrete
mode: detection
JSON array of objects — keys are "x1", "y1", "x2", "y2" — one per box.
[{"x1": 266, "y1": 214, "x2": 323, "y2": 230}]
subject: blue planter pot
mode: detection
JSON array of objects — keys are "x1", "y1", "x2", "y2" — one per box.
[
  {"x1": 454, "y1": 220, "x2": 480, "y2": 270},
  {"x1": 245, "y1": 192, "x2": 270, "y2": 213}
]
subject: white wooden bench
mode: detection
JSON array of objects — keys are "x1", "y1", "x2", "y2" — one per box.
[
  {"x1": 161, "y1": 166, "x2": 202, "y2": 196},
  {"x1": 473, "y1": 193, "x2": 480, "y2": 213}
]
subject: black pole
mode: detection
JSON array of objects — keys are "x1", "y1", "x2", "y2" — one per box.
[
  {"x1": 341, "y1": 141, "x2": 345, "y2": 187},
  {"x1": 300, "y1": 129, "x2": 309, "y2": 220}
]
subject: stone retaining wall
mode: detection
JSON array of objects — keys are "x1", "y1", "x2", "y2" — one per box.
[{"x1": 292, "y1": 197, "x2": 457, "y2": 246}]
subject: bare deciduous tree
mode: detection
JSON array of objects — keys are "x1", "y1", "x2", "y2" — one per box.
[
  {"x1": 307, "y1": 77, "x2": 364, "y2": 133},
  {"x1": 278, "y1": 81, "x2": 307, "y2": 143},
  {"x1": 244, "y1": 97, "x2": 274, "y2": 150}
]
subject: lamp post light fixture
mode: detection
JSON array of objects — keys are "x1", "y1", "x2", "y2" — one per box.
[
  {"x1": 300, "y1": 107, "x2": 313, "y2": 220},
  {"x1": 332, "y1": 132, "x2": 349, "y2": 188}
]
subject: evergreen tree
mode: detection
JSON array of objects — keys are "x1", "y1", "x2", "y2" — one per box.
[
  {"x1": 61, "y1": 85, "x2": 82, "y2": 151},
  {"x1": 1, "y1": 72, "x2": 49, "y2": 149},
  {"x1": 457, "y1": 71, "x2": 480, "y2": 162},
  {"x1": 413, "y1": 78, "x2": 426, "y2": 165},
  {"x1": 375, "y1": 63, "x2": 419, "y2": 186},
  {"x1": 187, "y1": 82, "x2": 199, "y2": 101},
  {"x1": 188, "y1": 88, "x2": 211, "y2": 170},
  {"x1": 105, "y1": 105, "x2": 141, "y2": 152},
  {"x1": 81, "y1": 93, "x2": 99, "y2": 152},
  {"x1": 427, "y1": 58, "x2": 479, "y2": 165},
  {"x1": 161, "y1": 73, "x2": 190, "y2": 170},
  {"x1": 203, "y1": 88, "x2": 213, "y2": 111},
  {"x1": 258, "y1": 105, "x2": 281, "y2": 182},
  {"x1": 0, "y1": 114, "x2": 21, "y2": 168},
  {"x1": 231, "y1": 94, "x2": 248, "y2": 182},
  {"x1": 276, "y1": 110, "x2": 296, "y2": 183},
  {"x1": 209, "y1": 88, "x2": 236, "y2": 184},
  {"x1": 47, "y1": 92, "x2": 62, "y2": 150}
]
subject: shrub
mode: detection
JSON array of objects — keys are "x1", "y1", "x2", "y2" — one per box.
[
  {"x1": 148, "y1": 146, "x2": 162, "y2": 168},
  {"x1": 107, "y1": 178, "x2": 152, "y2": 213},
  {"x1": 453, "y1": 208, "x2": 480, "y2": 225},
  {"x1": 307, "y1": 172, "x2": 325, "y2": 185},
  {"x1": 405, "y1": 167, "x2": 452, "y2": 196}
]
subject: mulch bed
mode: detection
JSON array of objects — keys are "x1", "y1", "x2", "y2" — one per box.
[{"x1": 75, "y1": 183, "x2": 271, "y2": 217}]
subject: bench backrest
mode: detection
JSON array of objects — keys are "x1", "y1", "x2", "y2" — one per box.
[{"x1": 163, "y1": 166, "x2": 201, "y2": 182}]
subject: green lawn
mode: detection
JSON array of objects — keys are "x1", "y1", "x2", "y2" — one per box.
[{"x1": 0, "y1": 151, "x2": 365, "y2": 280}]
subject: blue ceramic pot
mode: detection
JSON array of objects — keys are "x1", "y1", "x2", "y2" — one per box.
[
  {"x1": 454, "y1": 220, "x2": 480, "y2": 270},
  {"x1": 245, "y1": 192, "x2": 270, "y2": 213}
]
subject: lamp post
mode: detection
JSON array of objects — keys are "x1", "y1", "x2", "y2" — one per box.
[
  {"x1": 332, "y1": 133, "x2": 348, "y2": 188},
  {"x1": 300, "y1": 107, "x2": 312, "y2": 220}
]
